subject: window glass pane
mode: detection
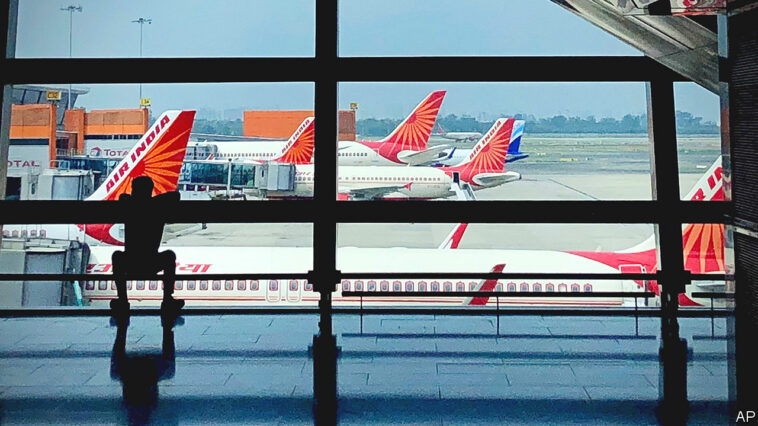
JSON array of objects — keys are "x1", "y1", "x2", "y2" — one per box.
[
  {"x1": 339, "y1": 0, "x2": 640, "y2": 57},
  {"x1": 337, "y1": 82, "x2": 651, "y2": 201},
  {"x1": 674, "y1": 83, "x2": 722, "y2": 201},
  {"x1": 6, "y1": 83, "x2": 314, "y2": 201},
  {"x1": 17, "y1": 1, "x2": 315, "y2": 58}
]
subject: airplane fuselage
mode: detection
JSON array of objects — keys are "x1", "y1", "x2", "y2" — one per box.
[{"x1": 82, "y1": 245, "x2": 663, "y2": 308}]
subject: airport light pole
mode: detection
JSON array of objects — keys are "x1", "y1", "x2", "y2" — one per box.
[
  {"x1": 61, "y1": 5, "x2": 82, "y2": 111},
  {"x1": 131, "y1": 17, "x2": 152, "y2": 106}
]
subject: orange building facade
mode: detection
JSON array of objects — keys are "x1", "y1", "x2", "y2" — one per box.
[{"x1": 244, "y1": 110, "x2": 356, "y2": 141}]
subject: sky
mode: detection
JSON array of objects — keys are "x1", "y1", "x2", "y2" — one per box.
[{"x1": 14, "y1": 0, "x2": 719, "y2": 122}]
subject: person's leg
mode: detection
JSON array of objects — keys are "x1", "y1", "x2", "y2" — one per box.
[
  {"x1": 110, "y1": 251, "x2": 130, "y2": 312},
  {"x1": 158, "y1": 250, "x2": 184, "y2": 312},
  {"x1": 158, "y1": 250, "x2": 177, "y2": 301}
]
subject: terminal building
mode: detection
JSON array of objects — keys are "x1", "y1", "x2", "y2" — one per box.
[{"x1": 2, "y1": 1, "x2": 758, "y2": 425}]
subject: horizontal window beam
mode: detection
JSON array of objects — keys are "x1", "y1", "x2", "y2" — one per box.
[
  {"x1": 0, "y1": 56, "x2": 684, "y2": 84},
  {"x1": 0, "y1": 200, "x2": 732, "y2": 224}
]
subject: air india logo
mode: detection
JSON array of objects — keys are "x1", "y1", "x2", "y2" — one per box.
[{"x1": 383, "y1": 90, "x2": 446, "y2": 152}]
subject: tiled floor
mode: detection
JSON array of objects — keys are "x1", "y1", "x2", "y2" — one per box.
[{"x1": 0, "y1": 313, "x2": 731, "y2": 424}]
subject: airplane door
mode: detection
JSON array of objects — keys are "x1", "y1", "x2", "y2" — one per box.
[
  {"x1": 287, "y1": 279, "x2": 301, "y2": 302},
  {"x1": 266, "y1": 280, "x2": 281, "y2": 303},
  {"x1": 452, "y1": 172, "x2": 460, "y2": 185},
  {"x1": 618, "y1": 264, "x2": 648, "y2": 306}
]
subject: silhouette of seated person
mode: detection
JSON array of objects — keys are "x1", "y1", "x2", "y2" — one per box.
[
  {"x1": 110, "y1": 176, "x2": 184, "y2": 314},
  {"x1": 110, "y1": 315, "x2": 181, "y2": 426}
]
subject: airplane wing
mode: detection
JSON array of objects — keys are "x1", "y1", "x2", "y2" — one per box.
[
  {"x1": 338, "y1": 185, "x2": 407, "y2": 200},
  {"x1": 397, "y1": 145, "x2": 450, "y2": 166}
]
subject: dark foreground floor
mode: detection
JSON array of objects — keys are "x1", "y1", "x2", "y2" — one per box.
[{"x1": 0, "y1": 313, "x2": 731, "y2": 425}]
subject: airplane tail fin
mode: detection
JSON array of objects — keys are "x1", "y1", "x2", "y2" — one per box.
[
  {"x1": 86, "y1": 110, "x2": 196, "y2": 201},
  {"x1": 379, "y1": 90, "x2": 446, "y2": 151},
  {"x1": 619, "y1": 156, "x2": 725, "y2": 275},
  {"x1": 450, "y1": 118, "x2": 515, "y2": 172},
  {"x1": 438, "y1": 223, "x2": 468, "y2": 249},
  {"x1": 507, "y1": 120, "x2": 526, "y2": 155},
  {"x1": 682, "y1": 156, "x2": 725, "y2": 274},
  {"x1": 273, "y1": 117, "x2": 315, "y2": 165}
]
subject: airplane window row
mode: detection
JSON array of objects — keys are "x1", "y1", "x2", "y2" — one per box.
[
  {"x1": 340, "y1": 177, "x2": 442, "y2": 182},
  {"x1": 83, "y1": 280, "x2": 316, "y2": 292},
  {"x1": 218, "y1": 152, "x2": 276, "y2": 158},
  {"x1": 3, "y1": 229, "x2": 47, "y2": 238},
  {"x1": 339, "y1": 152, "x2": 369, "y2": 157},
  {"x1": 295, "y1": 175, "x2": 315, "y2": 182},
  {"x1": 339, "y1": 280, "x2": 593, "y2": 293}
]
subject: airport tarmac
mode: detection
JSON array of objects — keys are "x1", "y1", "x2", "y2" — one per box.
[
  {"x1": 161, "y1": 172, "x2": 702, "y2": 252},
  {"x1": 160, "y1": 135, "x2": 720, "y2": 253}
]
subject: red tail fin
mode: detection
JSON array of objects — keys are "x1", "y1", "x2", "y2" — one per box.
[
  {"x1": 682, "y1": 157, "x2": 725, "y2": 274},
  {"x1": 380, "y1": 90, "x2": 446, "y2": 151},
  {"x1": 445, "y1": 118, "x2": 514, "y2": 179},
  {"x1": 274, "y1": 117, "x2": 315, "y2": 165},
  {"x1": 86, "y1": 110, "x2": 196, "y2": 201}
]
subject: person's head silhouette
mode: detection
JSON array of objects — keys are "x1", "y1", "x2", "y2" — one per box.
[{"x1": 132, "y1": 176, "x2": 154, "y2": 199}]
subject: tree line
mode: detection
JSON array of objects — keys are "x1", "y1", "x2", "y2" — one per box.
[
  {"x1": 178, "y1": 112, "x2": 718, "y2": 136},
  {"x1": 358, "y1": 111, "x2": 719, "y2": 136}
]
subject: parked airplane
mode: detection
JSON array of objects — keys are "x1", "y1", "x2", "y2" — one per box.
[
  {"x1": 434, "y1": 122, "x2": 483, "y2": 143},
  {"x1": 2, "y1": 110, "x2": 197, "y2": 246},
  {"x1": 81, "y1": 157, "x2": 724, "y2": 309},
  {"x1": 430, "y1": 120, "x2": 527, "y2": 166},
  {"x1": 188, "y1": 117, "x2": 314, "y2": 165},
  {"x1": 268, "y1": 117, "x2": 521, "y2": 200},
  {"x1": 191, "y1": 91, "x2": 448, "y2": 167}
]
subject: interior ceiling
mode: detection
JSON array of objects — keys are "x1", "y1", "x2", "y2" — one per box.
[{"x1": 551, "y1": 0, "x2": 719, "y2": 93}]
